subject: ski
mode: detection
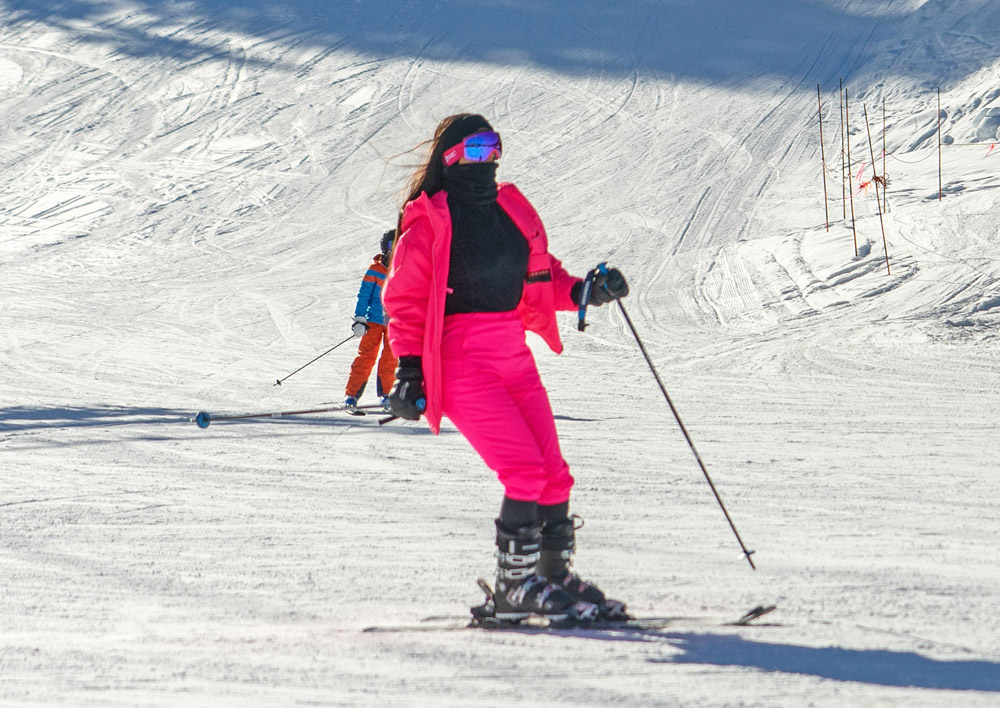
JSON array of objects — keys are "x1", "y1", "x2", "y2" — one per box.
[
  {"x1": 346, "y1": 407, "x2": 394, "y2": 417},
  {"x1": 192, "y1": 403, "x2": 387, "y2": 428},
  {"x1": 361, "y1": 604, "x2": 776, "y2": 634}
]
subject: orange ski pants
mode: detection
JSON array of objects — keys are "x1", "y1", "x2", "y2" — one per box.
[{"x1": 345, "y1": 323, "x2": 398, "y2": 398}]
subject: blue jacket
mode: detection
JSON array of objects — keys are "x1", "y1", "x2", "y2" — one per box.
[{"x1": 354, "y1": 254, "x2": 389, "y2": 325}]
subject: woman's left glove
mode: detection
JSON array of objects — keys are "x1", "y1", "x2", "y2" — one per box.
[
  {"x1": 590, "y1": 268, "x2": 629, "y2": 305},
  {"x1": 389, "y1": 356, "x2": 426, "y2": 420}
]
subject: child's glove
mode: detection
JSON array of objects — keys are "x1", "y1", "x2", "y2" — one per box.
[{"x1": 351, "y1": 316, "x2": 369, "y2": 338}]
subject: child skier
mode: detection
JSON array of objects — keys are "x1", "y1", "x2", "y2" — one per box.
[{"x1": 344, "y1": 230, "x2": 397, "y2": 414}]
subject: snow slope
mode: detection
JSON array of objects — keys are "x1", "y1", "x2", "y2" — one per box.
[{"x1": 2, "y1": 0, "x2": 1000, "y2": 705}]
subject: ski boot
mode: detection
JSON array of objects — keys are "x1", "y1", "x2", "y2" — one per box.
[
  {"x1": 379, "y1": 394, "x2": 391, "y2": 412},
  {"x1": 344, "y1": 396, "x2": 363, "y2": 415},
  {"x1": 537, "y1": 515, "x2": 630, "y2": 621},
  {"x1": 471, "y1": 520, "x2": 599, "y2": 625}
]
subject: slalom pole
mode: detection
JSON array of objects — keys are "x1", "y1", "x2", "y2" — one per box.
[
  {"x1": 192, "y1": 402, "x2": 386, "y2": 428},
  {"x1": 882, "y1": 97, "x2": 888, "y2": 212},
  {"x1": 274, "y1": 334, "x2": 355, "y2": 386},
  {"x1": 840, "y1": 78, "x2": 846, "y2": 219},
  {"x1": 937, "y1": 87, "x2": 943, "y2": 201},
  {"x1": 580, "y1": 264, "x2": 757, "y2": 570},
  {"x1": 845, "y1": 89, "x2": 858, "y2": 256},
  {"x1": 817, "y1": 84, "x2": 830, "y2": 231},
  {"x1": 863, "y1": 104, "x2": 891, "y2": 275}
]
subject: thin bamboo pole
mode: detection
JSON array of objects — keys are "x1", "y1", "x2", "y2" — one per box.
[
  {"x1": 845, "y1": 89, "x2": 858, "y2": 256},
  {"x1": 864, "y1": 104, "x2": 890, "y2": 275},
  {"x1": 840, "y1": 78, "x2": 846, "y2": 219},
  {"x1": 937, "y1": 88, "x2": 943, "y2": 200},
  {"x1": 818, "y1": 84, "x2": 829, "y2": 231},
  {"x1": 882, "y1": 97, "x2": 888, "y2": 212}
]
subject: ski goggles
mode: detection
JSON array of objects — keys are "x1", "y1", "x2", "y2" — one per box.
[{"x1": 442, "y1": 131, "x2": 502, "y2": 166}]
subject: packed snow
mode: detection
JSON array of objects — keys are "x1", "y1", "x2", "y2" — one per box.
[{"x1": 2, "y1": 1, "x2": 1000, "y2": 706}]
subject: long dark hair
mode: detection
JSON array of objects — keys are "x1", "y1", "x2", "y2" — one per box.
[{"x1": 395, "y1": 113, "x2": 482, "y2": 236}]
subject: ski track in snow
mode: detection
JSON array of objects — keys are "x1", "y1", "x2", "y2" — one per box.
[{"x1": 3, "y1": 1, "x2": 1000, "y2": 706}]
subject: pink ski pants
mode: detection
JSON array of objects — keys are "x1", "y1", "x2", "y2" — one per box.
[{"x1": 439, "y1": 311, "x2": 573, "y2": 505}]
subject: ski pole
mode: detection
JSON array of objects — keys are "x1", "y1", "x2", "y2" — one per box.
[
  {"x1": 192, "y1": 403, "x2": 386, "y2": 428},
  {"x1": 274, "y1": 335, "x2": 355, "y2": 386},
  {"x1": 583, "y1": 263, "x2": 757, "y2": 570},
  {"x1": 616, "y1": 299, "x2": 756, "y2": 570},
  {"x1": 378, "y1": 394, "x2": 427, "y2": 426}
]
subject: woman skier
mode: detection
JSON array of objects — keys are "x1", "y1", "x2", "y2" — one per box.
[{"x1": 382, "y1": 113, "x2": 630, "y2": 623}]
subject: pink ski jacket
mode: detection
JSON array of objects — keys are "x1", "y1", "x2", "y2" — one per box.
[{"x1": 383, "y1": 182, "x2": 582, "y2": 434}]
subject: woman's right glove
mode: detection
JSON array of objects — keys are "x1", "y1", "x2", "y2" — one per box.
[
  {"x1": 389, "y1": 356, "x2": 426, "y2": 420},
  {"x1": 590, "y1": 268, "x2": 629, "y2": 305}
]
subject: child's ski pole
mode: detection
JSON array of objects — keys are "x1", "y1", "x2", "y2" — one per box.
[{"x1": 274, "y1": 335, "x2": 354, "y2": 386}]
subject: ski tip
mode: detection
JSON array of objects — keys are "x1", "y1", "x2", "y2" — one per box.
[
  {"x1": 194, "y1": 411, "x2": 211, "y2": 428},
  {"x1": 732, "y1": 603, "x2": 778, "y2": 625}
]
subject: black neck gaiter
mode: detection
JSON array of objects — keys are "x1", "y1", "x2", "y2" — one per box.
[
  {"x1": 442, "y1": 164, "x2": 529, "y2": 315},
  {"x1": 442, "y1": 162, "x2": 499, "y2": 204}
]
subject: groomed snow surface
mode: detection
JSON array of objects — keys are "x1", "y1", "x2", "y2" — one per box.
[{"x1": 2, "y1": 1, "x2": 1000, "y2": 706}]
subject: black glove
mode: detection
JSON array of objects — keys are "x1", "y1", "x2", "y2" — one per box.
[
  {"x1": 389, "y1": 356, "x2": 426, "y2": 420},
  {"x1": 590, "y1": 268, "x2": 629, "y2": 305}
]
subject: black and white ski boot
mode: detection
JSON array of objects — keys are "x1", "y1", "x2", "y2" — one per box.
[
  {"x1": 472, "y1": 520, "x2": 599, "y2": 625},
  {"x1": 538, "y1": 515, "x2": 631, "y2": 621}
]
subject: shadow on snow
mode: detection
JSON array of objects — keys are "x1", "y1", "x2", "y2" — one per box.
[
  {"x1": 0, "y1": 405, "x2": 191, "y2": 431},
  {"x1": 5, "y1": 0, "x2": 998, "y2": 87},
  {"x1": 647, "y1": 633, "x2": 1000, "y2": 691},
  {"x1": 0, "y1": 405, "x2": 437, "y2": 433}
]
